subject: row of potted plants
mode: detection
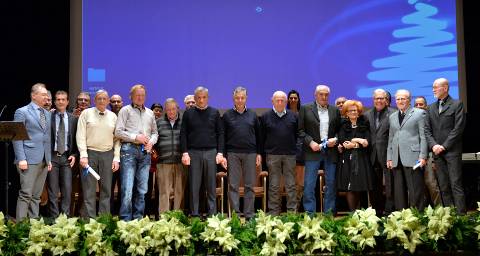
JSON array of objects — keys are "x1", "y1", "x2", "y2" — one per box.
[{"x1": 1, "y1": 204, "x2": 480, "y2": 255}]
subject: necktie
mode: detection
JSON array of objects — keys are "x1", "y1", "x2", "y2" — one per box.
[
  {"x1": 375, "y1": 112, "x2": 380, "y2": 129},
  {"x1": 39, "y1": 108, "x2": 46, "y2": 129},
  {"x1": 57, "y1": 113, "x2": 65, "y2": 154},
  {"x1": 439, "y1": 100, "x2": 444, "y2": 113},
  {"x1": 399, "y1": 111, "x2": 405, "y2": 125}
]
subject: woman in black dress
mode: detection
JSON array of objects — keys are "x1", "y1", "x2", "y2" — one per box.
[
  {"x1": 287, "y1": 90, "x2": 305, "y2": 211},
  {"x1": 337, "y1": 100, "x2": 373, "y2": 211}
]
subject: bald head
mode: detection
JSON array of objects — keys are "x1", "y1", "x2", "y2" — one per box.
[{"x1": 433, "y1": 77, "x2": 449, "y2": 100}]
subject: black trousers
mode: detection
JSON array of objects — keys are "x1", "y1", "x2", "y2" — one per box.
[
  {"x1": 434, "y1": 154, "x2": 466, "y2": 213},
  {"x1": 188, "y1": 149, "x2": 217, "y2": 216},
  {"x1": 392, "y1": 159, "x2": 427, "y2": 211},
  {"x1": 369, "y1": 159, "x2": 394, "y2": 215}
]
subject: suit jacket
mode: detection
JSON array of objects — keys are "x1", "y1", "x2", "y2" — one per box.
[
  {"x1": 364, "y1": 107, "x2": 395, "y2": 166},
  {"x1": 298, "y1": 102, "x2": 341, "y2": 162},
  {"x1": 424, "y1": 95, "x2": 466, "y2": 156},
  {"x1": 50, "y1": 110, "x2": 78, "y2": 158},
  {"x1": 12, "y1": 102, "x2": 52, "y2": 164},
  {"x1": 387, "y1": 107, "x2": 428, "y2": 167}
]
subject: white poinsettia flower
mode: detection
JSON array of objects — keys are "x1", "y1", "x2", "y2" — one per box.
[
  {"x1": 383, "y1": 209, "x2": 425, "y2": 254},
  {"x1": 344, "y1": 208, "x2": 381, "y2": 250},
  {"x1": 200, "y1": 215, "x2": 239, "y2": 253}
]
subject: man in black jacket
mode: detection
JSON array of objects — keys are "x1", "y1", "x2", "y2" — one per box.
[
  {"x1": 298, "y1": 85, "x2": 341, "y2": 214},
  {"x1": 364, "y1": 88, "x2": 395, "y2": 215},
  {"x1": 425, "y1": 78, "x2": 466, "y2": 213},
  {"x1": 47, "y1": 90, "x2": 78, "y2": 217}
]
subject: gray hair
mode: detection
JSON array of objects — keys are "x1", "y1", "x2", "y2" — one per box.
[
  {"x1": 433, "y1": 77, "x2": 449, "y2": 89},
  {"x1": 184, "y1": 94, "x2": 194, "y2": 103},
  {"x1": 194, "y1": 86, "x2": 209, "y2": 95},
  {"x1": 272, "y1": 90, "x2": 287, "y2": 100},
  {"x1": 395, "y1": 89, "x2": 411, "y2": 100},
  {"x1": 78, "y1": 91, "x2": 91, "y2": 99},
  {"x1": 373, "y1": 88, "x2": 387, "y2": 97},
  {"x1": 31, "y1": 83, "x2": 46, "y2": 95},
  {"x1": 95, "y1": 89, "x2": 109, "y2": 99},
  {"x1": 233, "y1": 86, "x2": 247, "y2": 96},
  {"x1": 46, "y1": 90, "x2": 52, "y2": 99},
  {"x1": 315, "y1": 84, "x2": 330, "y2": 94},
  {"x1": 164, "y1": 98, "x2": 179, "y2": 107}
]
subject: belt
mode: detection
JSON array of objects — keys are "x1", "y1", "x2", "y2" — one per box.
[
  {"x1": 54, "y1": 151, "x2": 67, "y2": 157},
  {"x1": 125, "y1": 142, "x2": 143, "y2": 147}
]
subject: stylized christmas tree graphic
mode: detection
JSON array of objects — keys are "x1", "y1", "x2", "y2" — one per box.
[{"x1": 357, "y1": 0, "x2": 458, "y2": 104}]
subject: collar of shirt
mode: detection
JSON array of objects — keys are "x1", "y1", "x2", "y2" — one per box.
[
  {"x1": 95, "y1": 107, "x2": 107, "y2": 115},
  {"x1": 438, "y1": 95, "x2": 449, "y2": 105},
  {"x1": 131, "y1": 103, "x2": 145, "y2": 111},
  {"x1": 196, "y1": 105, "x2": 209, "y2": 110},
  {"x1": 31, "y1": 101, "x2": 42, "y2": 111},
  {"x1": 233, "y1": 105, "x2": 247, "y2": 114},
  {"x1": 273, "y1": 107, "x2": 286, "y2": 117},
  {"x1": 316, "y1": 102, "x2": 328, "y2": 111},
  {"x1": 400, "y1": 107, "x2": 411, "y2": 116}
]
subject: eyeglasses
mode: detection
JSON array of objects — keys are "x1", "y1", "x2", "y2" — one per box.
[
  {"x1": 77, "y1": 98, "x2": 89, "y2": 102},
  {"x1": 374, "y1": 97, "x2": 385, "y2": 100}
]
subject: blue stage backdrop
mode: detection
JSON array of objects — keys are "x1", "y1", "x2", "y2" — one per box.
[{"x1": 83, "y1": 0, "x2": 459, "y2": 109}]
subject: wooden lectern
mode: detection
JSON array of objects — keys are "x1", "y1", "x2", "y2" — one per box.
[{"x1": 0, "y1": 121, "x2": 29, "y2": 216}]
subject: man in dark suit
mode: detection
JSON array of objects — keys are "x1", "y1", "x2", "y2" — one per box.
[
  {"x1": 13, "y1": 83, "x2": 52, "y2": 220},
  {"x1": 364, "y1": 89, "x2": 395, "y2": 215},
  {"x1": 47, "y1": 91, "x2": 78, "y2": 217},
  {"x1": 387, "y1": 89, "x2": 428, "y2": 211},
  {"x1": 425, "y1": 78, "x2": 466, "y2": 213},
  {"x1": 299, "y1": 85, "x2": 341, "y2": 214}
]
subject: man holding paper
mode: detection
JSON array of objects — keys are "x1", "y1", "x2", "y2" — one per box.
[
  {"x1": 387, "y1": 89, "x2": 428, "y2": 211},
  {"x1": 76, "y1": 90, "x2": 120, "y2": 218},
  {"x1": 298, "y1": 85, "x2": 341, "y2": 214}
]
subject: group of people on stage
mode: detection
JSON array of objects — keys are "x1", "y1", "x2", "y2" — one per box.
[{"x1": 12, "y1": 77, "x2": 466, "y2": 221}]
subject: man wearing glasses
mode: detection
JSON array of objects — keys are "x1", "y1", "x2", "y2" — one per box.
[
  {"x1": 73, "y1": 92, "x2": 91, "y2": 118},
  {"x1": 364, "y1": 89, "x2": 396, "y2": 215}
]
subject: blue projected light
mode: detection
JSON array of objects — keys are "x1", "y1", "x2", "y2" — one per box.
[
  {"x1": 359, "y1": 1, "x2": 458, "y2": 105},
  {"x1": 83, "y1": 0, "x2": 458, "y2": 108},
  {"x1": 87, "y1": 68, "x2": 106, "y2": 83}
]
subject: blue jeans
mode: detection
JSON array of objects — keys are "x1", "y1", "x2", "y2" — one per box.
[
  {"x1": 303, "y1": 155, "x2": 336, "y2": 214},
  {"x1": 119, "y1": 143, "x2": 151, "y2": 220}
]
